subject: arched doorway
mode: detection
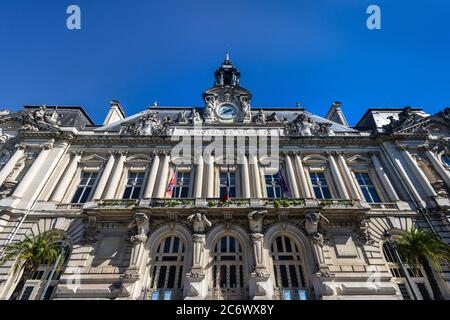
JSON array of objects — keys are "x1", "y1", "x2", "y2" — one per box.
[
  {"x1": 147, "y1": 236, "x2": 185, "y2": 300},
  {"x1": 209, "y1": 235, "x2": 248, "y2": 300},
  {"x1": 271, "y1": 235, "x2": 309, "y2": 300}
]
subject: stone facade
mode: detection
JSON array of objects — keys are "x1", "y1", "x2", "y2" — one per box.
[{"x1": 0, "y1": 57, "x2": 449, "y2": 300}]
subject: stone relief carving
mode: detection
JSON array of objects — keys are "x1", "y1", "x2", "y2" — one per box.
[
  {"x1": 187, "y1": 213, "x2": 212, "y2": 233},
  {"x1": 253, "y1": 109, "x2": 266, "y2": 124},
  {"x1": 355, "y1": 217, "x2": 373, "y2": 245},
  {"x1": 285, "y1": 113, "x2": 334, "y2": 137},
  {"x1": 248, "y1": 210, "x2": 266, "y2": 234},
  {"x1": 120, "y1": 111, "x2": 172, "y2": 136},
  {"x1": 240, "y1": 95, "x2": 251, "y2": 120},
  {"x1": 188, "y1": 109, "x2": 203, "y2": 124},
  {"x1": 128, "y1": 213, "x2": 150, "y2": 244},
  {"x1": 383, "y1": 107, "x2": 425, "y2": 133},
  {"x1": 203, "y1": 96, "x2": 216, "y2": 121}
]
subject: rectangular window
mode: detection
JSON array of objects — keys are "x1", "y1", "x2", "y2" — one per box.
[
  {"x1": 265, "y1": 174, "x2": 283, "y2": 199},
  {"x1": 71, "y1": 172, "x2": 98, "y2": 204},
  {"x1": 398, "y1": 283, "x2": 411, "y2": 300},
  {"x1": 171, "y1": 172, "x2": 191, "y2": 199},
  {"x1": 123, "y1": 172, "x2": 145, "y2": 200},
  {"x1": 309, "y1": 172, "x2": 332, "y2": 199},
  {"x1": 355, "y1": 173, "x2": 381, "y2": 203},
  {"x1": 20, "y1": 286, "x2": 34, "y2": 301},
  {"x1": 219, "y1": 172, "x2": 236, "y2": 199}
]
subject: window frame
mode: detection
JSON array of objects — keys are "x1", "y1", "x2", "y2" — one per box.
[
  {"x1": 264, "y1": 173, "x2": 284, "y2": 199},
  {"x1": 70, "y1": 171, "x2": 98, "y2": 204},
  {"x1": 309, "y1": 171, "x2": 332, "y2": 200},
  {"x1": 122, "y1": 171, "x2": 146, "y2": 200},
  {"x1": 354, "y1": 172, "x2": 382, "y2": 203},
  {"x1": 171, "y1": 171, "x2": 192, "y2": 199}
]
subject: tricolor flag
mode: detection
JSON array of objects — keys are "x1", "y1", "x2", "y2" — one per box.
[
  {"x1": 166, "y1": 171, "x2": 177, "y2": 198},
  {"x1": 221, "y1": 167, "x2": 231, "y2": 202},
  {"x1": 278, "y1": 170, "x2": 291, "y2": 198}
]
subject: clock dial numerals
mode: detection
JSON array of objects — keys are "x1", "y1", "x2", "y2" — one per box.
[{"x1": 218, "y1": 104, "x2": 238, "y2": 119}]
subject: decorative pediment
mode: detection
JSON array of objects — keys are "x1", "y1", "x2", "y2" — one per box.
[
  {"x1": 284, "y1": 113, "x2": 333, "y2": 137},
  {"x1": 119, "y1": 110, "x2": 173, "y2": 136},
  {"x1": 81, "y1": 154, "x2": 107, "y2": 163},
  {"x1": 383, "y1": 107, "x2": 449, "y2": 135},
  {"x1": 0, "y1": 106, "x2": 61, "y2": 133},
  {"x1": 346, "y1": 155, "x2": 370, "y2": 164}
]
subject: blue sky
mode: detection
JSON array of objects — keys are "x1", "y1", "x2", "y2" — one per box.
[{"x1": 1, "y1": 0, "x2": 449, "y2": 125}]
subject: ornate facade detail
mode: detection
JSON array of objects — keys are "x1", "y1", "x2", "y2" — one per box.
[{"x1": 285, "y1": 113, "x2": 333, "y2": 136}]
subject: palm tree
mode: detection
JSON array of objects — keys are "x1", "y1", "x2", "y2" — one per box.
[
  {"x1": 397, "y1": 228, "x2": 450, "y2": 300},
  {"x1": 0, "y1": 232, "x2": 62, "y2": 300}
]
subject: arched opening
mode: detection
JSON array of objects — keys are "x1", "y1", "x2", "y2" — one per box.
[
  {"x1": 9, "y1": 237, "x2": 71, "y2": 301},
  {"x1": 209, "y1": 235, "x2": 247, "y2": 300},
  {"x1": 147, "y1": 236, "x2": 185, "y2": 300},
  {"x1": 382, "y1": 240, "x2": 432, "y2": 300},
  {"x1": 271, "y1": 235, "x2": 309, "y2": 300}
]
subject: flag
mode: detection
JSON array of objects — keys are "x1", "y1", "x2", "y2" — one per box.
[
  {"x1": 166, "y1": 171, "x2": 177, "y2": 198},
  {"x1": 278, "y1": 170, "x2": 291, "y2": 198},
  {"x1": 221, "y1": 167, "x2": 231, "y2": 201}
]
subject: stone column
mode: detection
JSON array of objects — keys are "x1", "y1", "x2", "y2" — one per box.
[
  {"x1": 194, "y1": 151, "x2": 204, "y2": 198},
  {"x1": 400, "y1": 147, "x2": 437, "y2": 198},
  {"x1": 370, "y1": 153, "x2": 400, "y2": 202},
  {"x1": 143, "y1": 152, "x2": 160, "y2": 198},
  {"x1": 104, "y1": 151, "x2": 127, "y2": 200},
  {"x1": 0, "y1": 145, "x2": 26, "y2": 186},
  {"x1": 424, "y1": 148, "x2": 450, "y2": 188},
  {"x1": 294, "y1": 153, "x2": 312, "y2": 198},
  {"x1": 50, "y1": 151, "x2": 82, "y2": 202},
  {"x1": 192, "y1": 234, "x2": 206, "y2": 269},
  {"x1": 328, "y1": 153, "x2": 349, "y2": 199},
  {"x1": 248, "y1": 211, "x2": 272, "y2": 300},
  {"x1": 205, "y1": 151, "x2": 215, "y2": 198},
  {"x1": 336, "y1": 153, "x2": 361, "y2": 200},
  {"x1": 383, "y1": 142, "x2": 424, "y2": 206},
  {"x1": 155, "y1": 152, "x2": 171, "y2": 198},
  {"x1": 241, "y1": 151, "x2": 251, "y2": 198},
  {"x1": 92, "y1": 152, "x2": 116, "y2": 200},
  {"x1": 12, "y1": 143, "x2": 53, "y2": 198},
  {"x1": 285, "y1": 152, "x2": 300, "y2": 198},
  {"x1": 249, "y1": 152, "x2": 263, "y2": 198}
]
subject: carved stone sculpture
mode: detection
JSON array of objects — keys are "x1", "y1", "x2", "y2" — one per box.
[{"x1": 187, "y1": 213, "x2": 212, "y2": 233}]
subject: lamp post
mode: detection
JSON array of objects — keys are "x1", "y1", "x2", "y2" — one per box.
[{"x1": 384, "y1": 231, "x2": 418, "y2": 300}]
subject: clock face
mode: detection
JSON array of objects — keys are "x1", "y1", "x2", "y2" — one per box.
[{"x1": 217, "y1": 103, "x2": 238, "y2": 119}]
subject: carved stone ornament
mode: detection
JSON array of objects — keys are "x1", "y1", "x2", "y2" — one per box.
[
  {"x1": 253, "y1": 109, "x2": 266, "y2": 124},
  {"x1": 128, "y1": 213, "x2": 150, "y2": 244},
  {"x1": 285, "y1": 113, "x2": 333, "y2": 136},
  {"x1": 0, "y1": 106, "x2": 60, "y2": 132},
  {"x1": 383, "y1": 106, "x2": 425, "y2": 133},
  {"x1": 248, "y1": 210, "x2": 266, "y2": 233},
  {"x1": 120, "y1": 111, "x2": 172, "y2": 136},
  {"x1": 187, "y1": 213, "x2": 212, "y2": 233}
]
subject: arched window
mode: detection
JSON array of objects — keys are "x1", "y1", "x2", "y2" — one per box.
[
  {"x1": 12, "y1": 241, "x2": 71, "y2": 300},
  {"x1": 210, "y1": 235, "x2": 247, "y2": 300},
  {"x1": 148, "y1": 236, "x2": 185, "y2": 300},
  {"x1": 382, "y1": 241, "x2": 432, "y2": 300},
  {"x1": 271, "y1": 235, "x2": 307, "y2": 300}
]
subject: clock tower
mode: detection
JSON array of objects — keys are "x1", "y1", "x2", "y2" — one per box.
[{"x1": 202, "y1": 54, "x2": 252, "y2": 123}]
